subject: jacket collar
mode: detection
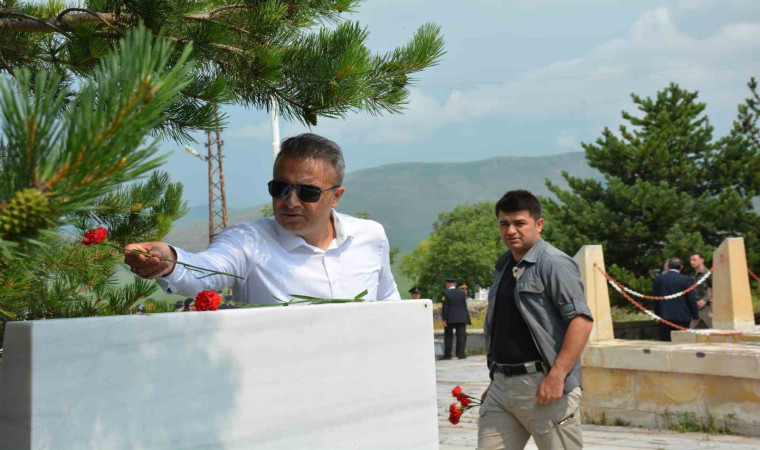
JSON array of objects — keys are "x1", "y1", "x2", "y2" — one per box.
[{"x1": 495, "y1": 238, "x2": 546, "y2": 270}]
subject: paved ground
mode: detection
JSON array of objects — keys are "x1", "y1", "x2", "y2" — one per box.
[{"x1": 436, "y1": 355, "x2": 760, "y2": 449}]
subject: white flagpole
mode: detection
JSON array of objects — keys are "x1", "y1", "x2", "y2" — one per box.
[{"x1": 269, "y1": 96, "x2": 280, "y2": 159}]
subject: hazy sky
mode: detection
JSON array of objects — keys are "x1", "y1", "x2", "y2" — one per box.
[{"x1": 159, "y1": 0, "x2": 760, "y2": 208}]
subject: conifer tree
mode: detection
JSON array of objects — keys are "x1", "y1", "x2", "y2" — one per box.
[
  {"x1": 542, "y1": 80, "x2": 760, "y2": 305},
  {"x1": 0, "y1": 2, "x2": 445, "y2": 345},
  {"x1": 0, "y1": 0, "x2": 445, "y2": 141},
  {"x1": 0, "y1": 27, "x2": 200, "y2": 343}
]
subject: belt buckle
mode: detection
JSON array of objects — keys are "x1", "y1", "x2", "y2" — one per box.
[{"x1": 524, "y1": 362, "x2": 538, "y2": 374}]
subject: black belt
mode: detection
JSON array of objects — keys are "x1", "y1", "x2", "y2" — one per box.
[{"x1": 491, "y1": 361, "x2": 545, "y2": 377}]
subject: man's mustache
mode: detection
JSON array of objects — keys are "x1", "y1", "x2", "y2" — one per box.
[{"x1": 278, "y1": 206, "x2": 305, "y2": 214}]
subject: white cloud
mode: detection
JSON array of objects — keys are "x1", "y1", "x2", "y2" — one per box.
[
  {"x1": 556, "y1": 133, "x2": 576, "y2": 149},
  {"x1": 226, "y1": 5, "x2": 760, "y2": 146},
  {"x1": 227, "y1": 122, "x2": 271, "y2": 139}
]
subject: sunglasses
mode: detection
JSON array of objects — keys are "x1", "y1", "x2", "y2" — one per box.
[{"x1": 268, "y1": 180, "x2": 341, "y2": 203}]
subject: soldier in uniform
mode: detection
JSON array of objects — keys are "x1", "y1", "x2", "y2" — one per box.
[
  {"x1": 408, "y1": 286, "x2": 422, "y2": 299},
  {"x1": 441, "y1": 277, "x2": 471, "y2": 360}
]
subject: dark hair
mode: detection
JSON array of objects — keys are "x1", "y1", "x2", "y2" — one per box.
[
  {"x1": 274, "y1": 133, "x2": 345, "y2": 184},
  {"x1": 494, "y1": 190, "x2": 542, "y2": 220},
  {"x1": 668, "y1": 257, "x2": 683, "y2": 271},
  {"x1": 690, "y1": 252, "x2": 704, "y2": 260}
]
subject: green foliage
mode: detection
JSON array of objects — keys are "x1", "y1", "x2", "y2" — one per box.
[
  {"x1": 0, "y1": 171, "x2": 187, "y2": 339},
  {"x1": 0, "y1": 25, "x2": 194, "y2": 256},
  {"x1": 0, "y1": 1, "x2": 445, "y2": 141},
  {"x1": 402, "y1": 202, "x2": 503, "y2": 299},
  {"x1": 0, "y1": 28, "x2": 196, "y2": 345},
  {"x1": 542, "y1": 81, "x2": 760, "y2": 306},
  {"x1": 260, "y1": 203, "x2": 274, "y2": 218},
  {"x1": 661, "y1": 409, "x2": 737, "y2": 435},
  {"x1": 72, "y1": 171, "x2": 189, "y2": 245},
  {"x1": 609, "y1": 305, "x2": 648, "y2": 322}
]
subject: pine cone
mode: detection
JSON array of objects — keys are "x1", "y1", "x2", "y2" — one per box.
[{"x1": 0, "y1": 188, "x2": 51, "y2": 239}]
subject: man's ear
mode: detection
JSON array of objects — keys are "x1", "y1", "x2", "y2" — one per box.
[{"x1": 331, "y1": 186, "x2": 346, "y2": 208}]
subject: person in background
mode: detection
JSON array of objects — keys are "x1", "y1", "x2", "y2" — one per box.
[
  {"x1": 441, "y1": 277, "x2": 470, "y2": 360},
  {"x1": 653, "y1": 257, "x2": 699, "y2": 341},
  {"x1": 689, "y1": 252, "x2": 713, "y2": 329},
  {"x1": 479, "y1": 190, "x2": 593, "y2": 450}
]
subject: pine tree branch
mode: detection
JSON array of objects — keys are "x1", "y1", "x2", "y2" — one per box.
[
  {"x1": 207, "y1": 4, "x2": 250, "y2": 17},
  {"x1": 55, "y1": 8, "x2": 123, "y2": 35},
  {"x1": 0, "y1": 44, "x2": 67, "y2": 65},
  {"x1": 171, "y1": 37, "x2": 247, "y2": 57},
  {"x1": 0, "y1": 8, "x2": 74, "y2": 38},
  {"x1": 0, "y1": 7, "x2": 255, "y2": 34},
  {"x1": 183, "y1": 15, "x2": 250, "y2": 35}
]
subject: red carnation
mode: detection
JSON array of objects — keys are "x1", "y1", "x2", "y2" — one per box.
[
  {"x1": 451, "y1": 386, "x2": 462, "y2": 398},
  {"x1": 448, "y1": 403, "x2": 463, "y2": 425},
  {"x1": 195, "y1": 290, "x2": 222, "y2": 311},
  {"x1": 460, "y1": 395, "x2": 472, "y2": 407},
  {"x1": 82, "y1": 227, "x2": 108, "y2": 245}
]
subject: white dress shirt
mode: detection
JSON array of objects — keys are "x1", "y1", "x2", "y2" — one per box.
[{"x1": 157, "y1": 210, "x2": 400, "y2": 304}]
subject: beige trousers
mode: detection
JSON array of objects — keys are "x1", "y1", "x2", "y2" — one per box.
[{"x1": 477, "y1": 371, "x2": 583, "y2": 450}]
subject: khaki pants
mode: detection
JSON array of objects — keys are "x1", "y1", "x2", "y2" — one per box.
[{"x1": 477, "y1": 371, "x2": 583, "y2": 450}]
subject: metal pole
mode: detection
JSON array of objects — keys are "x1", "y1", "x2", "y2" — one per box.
[
  {"x1": 270, "y1": 96, "x2": 280, "y2": 159},
  {"x1": 215, "y1": 117, "x2": 228, "y2": 229},
  {"x1": 206, "y1": 130, "x2": 215, "y2": 243}
]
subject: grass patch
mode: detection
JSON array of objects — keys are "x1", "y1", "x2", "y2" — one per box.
[
  {"x1": 611, "y1": 306, "x2": 649, "y2": 322},
  {"x1": 661, "y1": 409, "x2": 737, "y2": 435}
]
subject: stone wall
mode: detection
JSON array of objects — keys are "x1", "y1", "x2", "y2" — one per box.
[
  {"x1": 581, "y1": 340, "x2": 760, "y2": 435},
  {"x1": 574, "y1": 241, "x2": 760, "y2": 437},
  {"x1": 430, "y1": 300, "x2": 487, "y2": 324}
]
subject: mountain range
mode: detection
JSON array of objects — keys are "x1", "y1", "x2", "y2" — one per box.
[{"x1": 166, "y1": 151, "x2": 601, "y2": 253}]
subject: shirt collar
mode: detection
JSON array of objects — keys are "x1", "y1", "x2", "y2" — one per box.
[
  {"x1": 668, "y1": 269, "x2": 680, "y2": 273},
  {"x1": 274, "y1": 209, "x2": 353, "y2": 252},
  {"x1": 517, "y1": 238, "x2": 545, "y2": 264}
]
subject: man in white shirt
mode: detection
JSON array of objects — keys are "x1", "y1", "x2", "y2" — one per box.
[{"x1": 124, "y1": 133, "x2": 400, "y2": 303}]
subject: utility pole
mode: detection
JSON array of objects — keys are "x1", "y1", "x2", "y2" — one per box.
[{"x1": 206, "y1": 115, "x2": 228, "y2": 243}]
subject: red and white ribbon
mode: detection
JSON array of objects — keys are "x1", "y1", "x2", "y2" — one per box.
[
  {"x1": 595, "y1": 264, "x2": 740, "y2": 337},
  {"x1": 608, "y1": 267, "x2": 713, "y2": 301}
]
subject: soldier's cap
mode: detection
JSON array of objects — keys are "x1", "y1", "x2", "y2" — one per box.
[
  {"x1": 408, "y1": 286, "x2": 421, "y2": 294},
  {"x1": 445, "y1": 277, "x2": 457, "y2": 283},
  {"x1": 458, "y1": 283, "x2": 468, "y2": 289}
]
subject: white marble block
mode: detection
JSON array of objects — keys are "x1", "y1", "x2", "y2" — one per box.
[{"x1": 0, "y1": 300, "x2": 438, "y2": 449}]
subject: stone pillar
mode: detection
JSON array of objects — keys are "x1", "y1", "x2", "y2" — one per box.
[
  {"x1": 712, "y1": 237, "x2": 755, "y2": 331},
  {"x1": 574, "y1": 245, "x2": 615, "y2": 342}
]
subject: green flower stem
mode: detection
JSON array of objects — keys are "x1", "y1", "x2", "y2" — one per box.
[{"x1": 106, "y1": 243, "x2": 244, "y2": 280}]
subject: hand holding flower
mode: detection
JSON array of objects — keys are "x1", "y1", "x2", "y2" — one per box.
[
  {"x1": 124, "y1": 241, "x2": 177, "y2": 279},
  {"x1": 82, "y1": 227, "x2": 243, "y2": 280}
]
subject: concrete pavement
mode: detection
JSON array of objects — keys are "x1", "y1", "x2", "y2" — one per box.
[{"x1": 435, "y1": 355, "x2": 760, "y2": 449}]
